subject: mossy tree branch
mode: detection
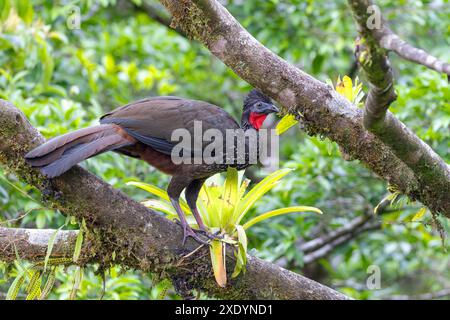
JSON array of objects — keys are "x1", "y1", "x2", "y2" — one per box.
[
  {"x1": 158, "y1": 0, "x2": 450, "y2": 216},
  {"x1": 347, "y1": 0, "x2": 450, "y2": 216}
]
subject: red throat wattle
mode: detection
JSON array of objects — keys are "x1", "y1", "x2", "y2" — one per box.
[{"x1": 249, "y1": 112, "x2": 267, "y2": 130}]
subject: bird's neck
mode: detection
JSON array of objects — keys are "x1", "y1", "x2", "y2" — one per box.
[{"x1": 241, "y1": 110, "x2": 267, "y2": 131}]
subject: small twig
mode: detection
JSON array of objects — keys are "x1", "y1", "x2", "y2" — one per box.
[
  {"x1": 176, "y1": 246, "x2": 209, "y2": 267},
  {"x1": 380, "y1": 27, "x2": 450, "y2": 78},
  {"x1": 180, "y1": 243, "x2": 206, "y2": 261},
  {"x1": 0, "y1": 207, "x2": 46, "y2": 225}
]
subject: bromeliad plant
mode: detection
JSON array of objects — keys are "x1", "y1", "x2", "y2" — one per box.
[
  {"x1": 335, "y1": 75, "x2": 365, "y2": 107},
  {"x1": 275, "y1": 75, "x2": 365, "y2": 138},
  {"x1": 128, "y1": 167, "x2": 322, "y2": 287}
]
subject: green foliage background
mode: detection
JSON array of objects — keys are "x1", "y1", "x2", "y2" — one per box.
[{"x1": 0, "y1": 0, "x2": 449, "y2": 299}]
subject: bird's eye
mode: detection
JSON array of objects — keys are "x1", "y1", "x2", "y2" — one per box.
[{"x1": 257, "y1": 102, "x2": 262, "y2": 107}]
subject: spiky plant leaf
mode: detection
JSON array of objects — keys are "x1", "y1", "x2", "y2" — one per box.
[
  {"x1": 73, "y1": 229, "x2": 83, "y2": 263},
  {"x1": 210, "y1": 240, "x2": 226, "y2": 287},
  {"x1": 199, "y1": 183, "x2": 222, "y2": 227},
  {"x1": 238, "y1": 179, "x2": 250, "y2": 199},
  {"x1": 221, "y1": 167, "x2": 239, "y2": 227},
  {"x1": 196, "y1": 193, "x2": 211, "y2": 226},
  {"x1": 231, "y1": 225, "x2": 247, "y2": 278},
  {"x1": 25, "y1": 270, "x2": 39, "y2": 292},
  {"x1": 374, "y1": 192, "x2": 401, "y2": 215},
  {"x1": 142, "y1": 199, "x2": 178, "y2": 217},
  {"x1": 127, "y1": 181, "x2": 190, "y2": 213},
  {"x1": 44, "y1": 227, "x2": 62, "y2": 272},
  {"x1": 69, "y1": 266, "x2": 83, "y2": 300},
  {"x1": 234, "y1": 168, "x2": 294, "y2": 225},
  {"x1": 243, "y1": 206, "x2": 323, "y2": 230}
]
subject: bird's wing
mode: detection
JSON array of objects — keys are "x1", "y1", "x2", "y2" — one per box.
[{"x1": 99, "y1": 97, "x2": 239, "y2": 155}]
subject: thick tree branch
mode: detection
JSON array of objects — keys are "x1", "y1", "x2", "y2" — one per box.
[
  {"x1": 0, "y1": 227, "x2": 91, "y2": 264},
  {"x1": 0, "y1": 100, "x2": 348, "y2": 300},
  {"x1": 347, "y1": 0, "x2": 450, "y2": 216},
  {"x1": 158, "y1": 0, "x2": 450, "y2": 217}
]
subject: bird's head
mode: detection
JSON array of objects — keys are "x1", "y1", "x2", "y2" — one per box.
[{"x1": 241, "y1": 89, "x2": 279, "y2": 130}]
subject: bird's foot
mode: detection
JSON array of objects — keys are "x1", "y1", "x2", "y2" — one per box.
[
  {"x1": 181, "y1": 225, "x2": 209, "y2": 246},
  {"x1": 173, "y1": 220, "x2": 221, "y2": 245}
]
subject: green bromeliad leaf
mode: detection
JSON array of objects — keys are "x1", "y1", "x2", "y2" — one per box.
[
  {"x1": 143, "y1": 199, "x2": 178, "y2": 217},
  {"x1": 221, "y1": 167, "x2": 239, "y2": 228},
  {"x1": 243, "y1": 206, "x2": 323, "y2": 230},
  {"x1": 210, "y1": 240, "x2": 226, "y2": 287},
  {"x1": 234, "y1": 168, "x2": 294, "y2": 225},
  {"x1": 73, "y1": 229, "x2": 84, "y2": 263},
  {"x1": 199, "y1": 182, "x2": 223, "y2": 227},
  {"x1": 231, "y1": 225, "x2": 248, "y2": 278},
  {"x1": 127, "y1": 181, "x2": 191, "y2": 213}
]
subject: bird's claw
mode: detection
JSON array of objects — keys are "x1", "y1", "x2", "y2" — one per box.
[
  {"x1": 174, "y1": 219, "x2": 222, "y2": 245},
  {"x1": 181, "y1": 226, "x2": 209, "y2": 246}
]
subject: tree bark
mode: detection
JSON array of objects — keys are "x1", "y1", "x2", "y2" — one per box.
[
  {"x1": 0, "y1": 227, "x2": 85, "y2": 263},
  {"x1": 0, "y1": 100, "x2": 348, "y2": 300}
]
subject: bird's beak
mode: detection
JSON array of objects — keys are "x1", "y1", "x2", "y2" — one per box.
[{"x1": 260, "y1": 103, "x2": 280, "y2": 114}]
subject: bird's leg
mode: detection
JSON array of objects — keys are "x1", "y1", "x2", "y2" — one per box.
[
  {"x1": 169, "y1": 198, "x2": 208, "y2": 245},
  {"x1": 191, "y1": 208, "x2": 223, "y2": 240},
  {"x1": 168, "y1": 177, "x2": 208, "y2": 246},
  {"x1": 186, "y1": 179, "x2": 223, "y2": 240}
]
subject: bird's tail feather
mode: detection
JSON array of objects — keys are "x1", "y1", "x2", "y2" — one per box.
[{"x1": 25, "y1": 124, "x2": 133, "y2": 178}]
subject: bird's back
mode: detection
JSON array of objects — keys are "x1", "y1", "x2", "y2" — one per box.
[{"x1": 100, "y1": 96, "x2": 240, "y2": 143}]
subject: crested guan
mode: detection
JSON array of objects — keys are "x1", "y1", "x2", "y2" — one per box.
[{"x1": 25, "y1": 89, "x2": 279, "y2": 244}]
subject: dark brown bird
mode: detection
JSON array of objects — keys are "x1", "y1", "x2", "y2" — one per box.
[{"x1": 25, "y1": 89, "x2": 279, "y2": 244}]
